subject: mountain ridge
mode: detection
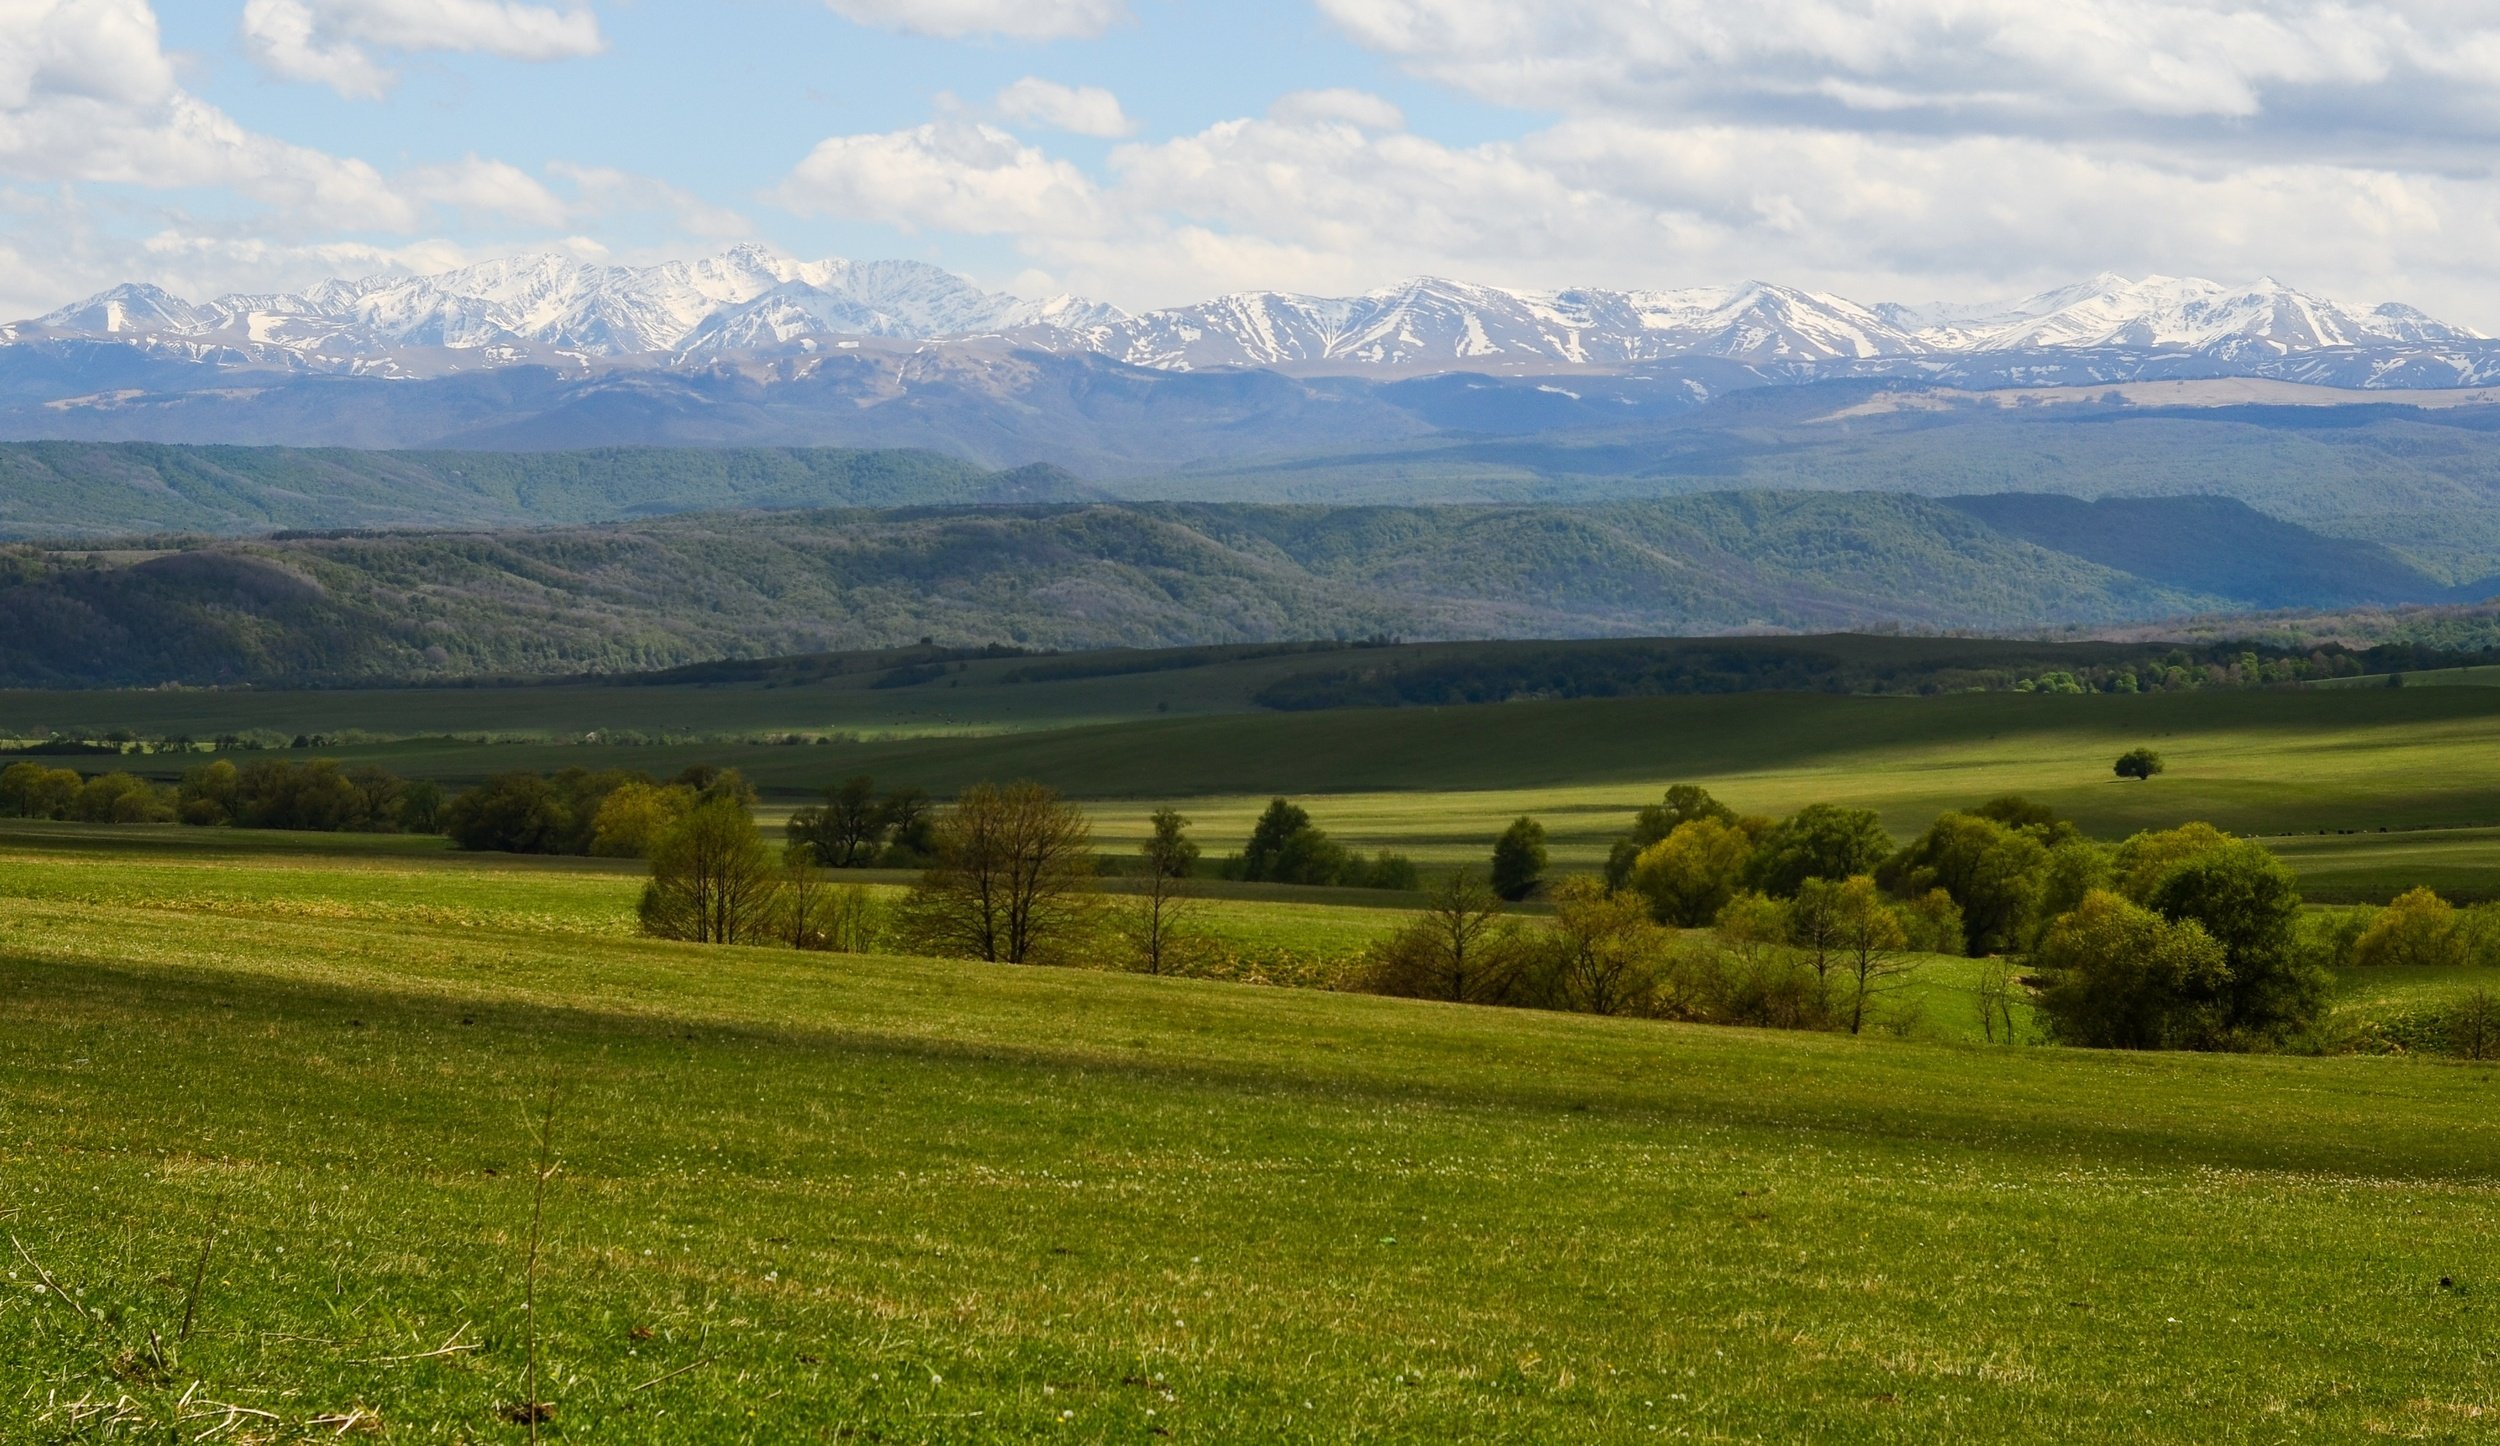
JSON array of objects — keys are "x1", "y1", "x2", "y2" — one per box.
[{"x1": 9, "y1": 249, "x2": 2488, "y2": 385}]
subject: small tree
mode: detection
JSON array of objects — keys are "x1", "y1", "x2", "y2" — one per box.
[
  {"x1": 1489, "y1": 816, "x2": 1548, "y2": 901},
  {"x1": 1363, "y1": 869, "x2": 1523, "y2": 1005},
  {"x1": 1542, "y1": 876, "x2": 1668, "y2": 1015},
  {"x1": 788, "y1": 776, "x2": 887, "y2": 867},
  {"x1": 2149, "y1": 841, "x2": 2324, "y2": 1046},
  {"x1": 639, "y1": 798, "x2": 783, "y2": 944},
  {"x1": 1125, "y1": 808, "x2": 1202, "y2": 975},
  {"x1": 1234, "y1": 798, "x2": 1353, "y2": 885},
  {"x1": 780, "y1": 844, "x2": 835, "y2": 950},
  {"x1": 2114, "y1": 747, "x2": 2166, "y2": 781},
  {"x1": 589, "y1": 780, "x2": 692, "y2": 859},
  {"x1": 1829, "y1": 875, "x2": 1911, "y2": 1036},
  {"x1": 895, "y1": 781, "x2": 1101, "y2": 964}
]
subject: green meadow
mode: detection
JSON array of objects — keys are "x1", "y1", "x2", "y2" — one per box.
[
  {"x1": 8, "y1": 826, "x2": 2500, "y2": 1441},
  {"x1": 13, "y1": 671, "x2": 2500, "y2": 1439}
]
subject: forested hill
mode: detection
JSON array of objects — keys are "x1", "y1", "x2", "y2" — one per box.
[
  {"x1": 0, "y1": 492, "x2": 2481, "y2": 687},
  {"x1": 0, "y1": 442, "x2": 1097, "y2": 536}
]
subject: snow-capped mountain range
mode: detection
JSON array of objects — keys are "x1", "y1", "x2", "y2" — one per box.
[{"x1": 2, "y1": 246, "x2": 2489, "y2": 384}]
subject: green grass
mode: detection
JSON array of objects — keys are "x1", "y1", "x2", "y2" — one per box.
[{"x1": 8, "y1": 826, "x2": 2500, "y2": 1440}]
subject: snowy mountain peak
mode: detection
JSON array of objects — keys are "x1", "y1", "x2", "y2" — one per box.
[{"x1": 6, "y1": 256, "x2": 2484, "y2": 381}]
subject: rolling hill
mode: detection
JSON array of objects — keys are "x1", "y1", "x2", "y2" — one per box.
[{"x1": 0, "y1": 492, "x2": 2478, "y2": 687}]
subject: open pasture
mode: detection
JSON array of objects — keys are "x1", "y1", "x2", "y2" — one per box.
[{"x1": 5, "y1": 825, "x2": 2500, "y2": 1440}]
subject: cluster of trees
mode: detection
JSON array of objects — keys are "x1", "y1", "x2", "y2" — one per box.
[
  {"x1": 444, "y1": 766, "x2": 755, "y2": 856},
  {"x1": 0, "y1": 758, "x2": 444, "y2": 833},
  {"x1": 1218, "y1": 799, "x2": 1419, "y2": 891},
  {"x1": 1359, "y1": 869, "x2": 1939, "y2": 1036},
  {"x1": 2014, "y1": 649, "x2": 2377, "y2": 694},
  {"x1": 785, "y1": 776, "x2": 935, "y2": 869},
  {"x1": 0, "y1": 763, "x2": 177, "y2": 824},
  {"x1": 1431, "y1": 784, "x2": 2337, "y2": 1050}
]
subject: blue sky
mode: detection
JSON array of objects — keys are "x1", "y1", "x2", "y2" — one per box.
[{"x1": 9, "y1": 1, "x2": 2500, "y2": 326}]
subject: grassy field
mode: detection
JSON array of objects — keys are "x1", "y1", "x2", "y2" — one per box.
[{"x1": 6, "y1": 824, "x2": 2500, "y2": 1440}]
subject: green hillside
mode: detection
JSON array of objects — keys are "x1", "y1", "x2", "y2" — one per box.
[
  {"x1": 9, "y1": 824, "x2": 2500, "y2": 1439},
  {"x1": 0, "y1": 493, "x2": 2424, "y2": 686},
  {"x1": 0, "y1": 442, "x2": 1092, "y2": 537}
]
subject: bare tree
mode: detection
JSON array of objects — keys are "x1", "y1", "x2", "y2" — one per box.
[
  {"x1": 780, "y1": 845, "x2": 834, "y2": 950},
  {"x1": 639, "y1": 799, "x2": 783, "y2": 944},
  {"x1": 896, "y1": 781, "x2": 1102, "y2": 964},
  {"x1": 1973, "y1": 955, "x2": 2020, "y2": 1044},
  {"x1": 1364, "y1": 869, "x2": 1523, "y2": 1005},
  {"x1": 1125, "y1": 807, "x2": 1201, "y2": 975}
]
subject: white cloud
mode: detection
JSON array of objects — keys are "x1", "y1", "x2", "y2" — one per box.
[
  {"x1": 0, "y1": 0, "x2": 413, "y2": 228},
  {"x1": 1266, "y1": 89, "x2": 1405, "y2": 132},
  {"x1": 995, "y1": 78, "x2": 1132, "y2": 138},
  {"x1": 404, "y1": 156, "x2": 568, "y2": 227},
  {"x1": 1315, "y1": 0, "x2": 2500, "y2": 148},
  {"x1": 776, "y1": 120, "x2": 1104, "y2": 237},
  {"x1": 823, "y1": 0, "x2": 1126, "y2": 42},
  {"x1": 548, "y1": 163, "x2": 751, "y2": 239},
  {"x1": 242, "y1": 0, "x2": 603, "y2": 99},
  {"x1": 770, "y1": 98, "x2": 2500, "y2": 323}
]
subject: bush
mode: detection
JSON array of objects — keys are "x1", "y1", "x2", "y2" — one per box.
[{"x1": 2350, "y1": 887, "x2": 2467, "y2": 969}]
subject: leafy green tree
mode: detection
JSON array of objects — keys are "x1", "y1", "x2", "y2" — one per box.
[
  {"x1": 2148, "y1": 841, "x2": 2326, "y2": 1046},
  {"x1": 177, "y1": 759, "x2": 239, "y2": 825},
  {"x1": 1971, "y1": 795, "x2": 2082, "y2": 846},
  {"x1": 2351, "y1": 886, "x2": 2467, "y2": 969},
  {"x1": 1629, "y1": 817, "x2": 1757, "y2": 926},
  {"x1": 1489, "y1": 816, "x2": 1548, "y2": 901},
  {"x1": 1880, "y1": 812, "x2": 2047, "y2": 955},
  {"x1": 445, "y1": 773, "x2": 571, "y2": 854},
  {"x1": 590, "y1": 781, "x2": 694, "y2": 859},
  {"x1": 2034, "y1": 889, "x2": 2230, "y2": 1049},
  {"x1": 1235, "y1": 797, "x2": 1355, "y2": 885},
  {"x1": 2114, "y1": 747, "x2": 2166, "y2": 781},
  {"x1": 1827, "y1": 875, "x2": 1911, "y2": 1036},
  {"x1": 400, "y1": 778, "x2": 445, "y2": 834},
  {"x1": 1745, "y1": 803, "x2": 1891, "y2": 897},
  {"x1": 896, "y1": 781, "x2": 1102, "y2": 964},
  {"x1": 2111, "y1": 821, "x2": 2234, "y2": 903},
  {"x1": 1606, "y1": 784, "x2": 1737, "y2": 889},
  {"x1": 639, "y1": 798, "x2": 783, "y2": 944},
  {"x1": 788, "y1": 776, "x2": 886, "y2": 867},
  {"x1": 1144, "y1": 807, "x2": 1199, "y2": 879}
]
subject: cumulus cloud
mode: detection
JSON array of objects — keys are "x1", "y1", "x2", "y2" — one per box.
[
  {"x1": 771, "y1": 96, "x2": 2500, "y2": 321},
  {"x1": 0, "y1": 0, "x2": 413, "y2": 228},
  {"x1": 823, "y1": 0, "x2": 1126, "y2": 42},
  {"x1": 404, "y1": 156, "x2": 569, "y2": 227},
  {"x1": 776, "y1": 120, "x2": 1105, "y2": 237},
  {"x1": 995, "y1": 78, "x2": 1133, "y2": 138},
  {"x1": 242, "y1": 0, "x2": 603, "y2": 99},
  {"x1": 1315, "y1": 0, "x2": 2500, "y2": 149}
]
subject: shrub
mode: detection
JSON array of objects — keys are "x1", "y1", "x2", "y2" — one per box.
[{"x1": 2350, "y1": 886, "x2": 2467, "y2": 969}]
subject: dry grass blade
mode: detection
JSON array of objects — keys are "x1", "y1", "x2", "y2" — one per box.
[
  {"x1": 10, "y1": 1233, "x2": 93, "y2": 1325},
  {"x1": 178, "y1": 1191, "x2": 225, "y2": 1345},
  {"x1": 630, "y1": 1353, "x2": 720, "y2": 1393},
  {"x1": 354, "y1": 1321, "x2": 479, "y2": 1365}
]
